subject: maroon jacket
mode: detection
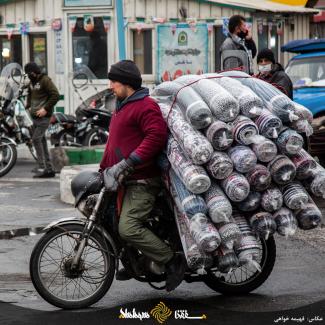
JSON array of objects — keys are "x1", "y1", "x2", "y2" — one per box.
[{"x1": 100, "y1": 88, "x2": 168, "y2": 180}]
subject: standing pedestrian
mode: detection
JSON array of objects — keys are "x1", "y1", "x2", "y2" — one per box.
[
  {"x1": 24, "y1": 62, "x2": 59, "y2": 178},
  {"x1": 220, "y1": 15, "x2": 257, "y2": 74},
  {"x1": 255, "y1": 48, "x2": 293, "y2": 99}
]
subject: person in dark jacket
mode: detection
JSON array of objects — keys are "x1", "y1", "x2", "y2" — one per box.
[
  {"x1": 220, "y1": 15, "x2": 257, "y2": 74},
  {"x1": 255, "y1": 48, "x2": 293, "y2": 99},
  {"x1": 100, "y1": 60, "x2": 185, "y2": 291},
  {"x1": 25, "y1": 62, "x2": 60, "y2": 178}
]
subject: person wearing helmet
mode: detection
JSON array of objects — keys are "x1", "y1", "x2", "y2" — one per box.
[
  {"x1": 100, "y1": 60, "x2": 185, "y2": 292},
  {"x1": 255, "y1": 48, "x2": 293, "y2": 99},
  {"x1": 24, "y1": 62, "x2": 59, "y2": 177}
]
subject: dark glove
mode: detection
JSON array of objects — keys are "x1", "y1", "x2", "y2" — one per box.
[{"x1": 103, "y1": 159, "x2": 134, "y2": 191}]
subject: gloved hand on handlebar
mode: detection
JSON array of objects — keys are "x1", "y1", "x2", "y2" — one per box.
[{"x1": 103, "y1": 158, "x2": 134, "y2": 191}]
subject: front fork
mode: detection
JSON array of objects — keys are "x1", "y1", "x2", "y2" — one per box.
[{"x1": 71, "y1": 187, "x2": 106, "y2": 270}]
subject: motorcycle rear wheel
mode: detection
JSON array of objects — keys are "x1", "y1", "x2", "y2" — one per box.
[
  {"x1": 83, "y1": 128, "x2": 108, "y2": 147},
  {"x1": 0, "y1": 138, "x2": 17, "y2": 177},
  {"x1": 30, "y1": 224, "x2": 116, "y2": 309},
  {"x1": 204, "y1": 236, "x2": 276, "y2": 295}
]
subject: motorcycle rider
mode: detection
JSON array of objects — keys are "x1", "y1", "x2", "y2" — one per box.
[
  {"x1": 24, "y1": 62, "x2": 59, "y2": 177},
  {"x1": 100, "y1": 60, "x2": 186, "y2": 292}
]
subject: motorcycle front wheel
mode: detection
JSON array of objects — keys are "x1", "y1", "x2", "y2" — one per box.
[
  {"x1": 30, "y1": 224, "x2": 116, "y2": 309},
  {"x1": 0, "y1": 138, "x2": 17, "y2": 177},
  {"x1": 204, "y1": 236, "x2": 276, "y2": 295}
]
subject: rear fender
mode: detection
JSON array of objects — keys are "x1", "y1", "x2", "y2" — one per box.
[
  {"x1": 0, "y1": 136, "x2": 17, "y2": 146},
  {"x1": 43, "y1": 217, "x2": 119, "y2": 257}
]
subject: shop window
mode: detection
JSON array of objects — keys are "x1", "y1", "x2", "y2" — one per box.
[
  {"x1": 0, "y1": 35, "x2": 22, "y2": 71},
  {"x1": 214, "y1": 26, "x2": 226, "y2": 72},
  {"x1": 258, "y1": 25, "x2": 268, "y2": 53},
  {"x1": 258, "y1": 23, "x2": 279, "y2": 62},
  {"x1": 132, "y1": 29, "x2": 152, "y2": 74},
  {"x1": 29, "y1": 34, "x2": 47, "y2": 73},
  {"x1": 72, "y1": 17, "x2": 108, "y2": 79}
]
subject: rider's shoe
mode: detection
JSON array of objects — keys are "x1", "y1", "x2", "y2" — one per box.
[
  {"x1": 165, "y1": 253, "x2": 186, "y2": 292},
  {"x1": 31, "y1": 167, "x2": 44, "y2": 173},
  {"x1": 33, "y1": 170, "x2": 56, "y2": 178},
  {"x1": 115, "y1": 268, "x2": 132, "y2": 281}
]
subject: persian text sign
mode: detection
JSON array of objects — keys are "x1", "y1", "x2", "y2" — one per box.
[
  {"x1": 157, "y1": 23, "x2": 209, "y2": 82},
  {"x1": 64, "y1": 0, "x2": 112, "y2": 6}
]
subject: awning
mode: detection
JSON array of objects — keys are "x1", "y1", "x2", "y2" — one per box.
[
  {"x1": 202, "y1": 0, "x2": 319, "y2": 13},
  {"x1": 281, "y1": 38, "x2": 325, "y2": 53}
]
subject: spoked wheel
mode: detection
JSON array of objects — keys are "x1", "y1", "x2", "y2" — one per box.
[
  {"x1": 0, "y1": 138, "x2": 17, "y2": 177},
  {"x1": 30, "y1": 224, "x2": 116, "y2": 309},
  {"x1": 83, "y1": 128, "x2": 108, "y2": 147},
  {"x1": 204, "y1": 236, "x2": 276, "y2": 295},
  {"x1": 57, "y1": 130, "x2": 80, "y2": 147}
]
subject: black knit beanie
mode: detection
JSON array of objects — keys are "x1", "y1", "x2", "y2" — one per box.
[
  {"x1": 108, "y1": 60, "x2": 142, "y2": 90},
  {"x1": 257, "y1": 49, "x2": 275, "y2": 64},
  {"x1": 24, "y1": 62, "x2": 41, "y2": 74}
]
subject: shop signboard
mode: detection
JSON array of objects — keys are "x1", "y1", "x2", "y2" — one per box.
[
  {"x1": 64, "y1": 0, "x2": 112, "y2": 6},
  {"x1": 157, "y1": 23, "x2": 209, "y2": 82}
]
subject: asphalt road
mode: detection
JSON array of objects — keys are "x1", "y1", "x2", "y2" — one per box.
[{"x1": 1, "y1": 160, "x2": 325, "y2": 325}]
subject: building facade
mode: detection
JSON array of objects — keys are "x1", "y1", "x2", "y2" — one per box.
[{"x1": 0, "y1": 0, "x2": 317, "y2": 113}]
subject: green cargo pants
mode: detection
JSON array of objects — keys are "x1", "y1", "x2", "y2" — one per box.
[{"x1": 118, "y1": 177, "x2": 174, "y2": 264}]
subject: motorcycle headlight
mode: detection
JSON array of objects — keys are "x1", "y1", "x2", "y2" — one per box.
[{"x1": 77, "y1": 194, "x2": 98, "y2": 218}]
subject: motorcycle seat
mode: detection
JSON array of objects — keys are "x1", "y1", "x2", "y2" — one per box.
[{"x1": 54, "y1": 112, "x2": 77, "y2": 124}]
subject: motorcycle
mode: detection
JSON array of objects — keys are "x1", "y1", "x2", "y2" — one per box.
[
  {"x1": 0, "y1": 63, "x2": 37, "y2": 176},
  {"x1": 29, "y1": 170, "x2": 276, "y2": 310},
  {"x1": 48, "y1": 73, "x2": 114, "y2": 147}
]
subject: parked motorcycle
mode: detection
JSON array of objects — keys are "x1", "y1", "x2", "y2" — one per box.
[
  {"x1": 0, "y1": 63, "x2": 37, "y2": 176},
  {"x1": 48, "y1": 106, "x2": 111, "y2": 147},
  {"x1": 29, "y1": 170, "x2": 276, "y2": 309}
]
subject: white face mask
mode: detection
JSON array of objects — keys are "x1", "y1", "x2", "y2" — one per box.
[{"x1": 258, "y1": 64, "x2": 272, "y2": 74}]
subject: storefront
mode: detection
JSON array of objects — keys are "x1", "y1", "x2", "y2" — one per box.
[{"x1": 0, "y1": 0, "x2": 317, "y2": 114}]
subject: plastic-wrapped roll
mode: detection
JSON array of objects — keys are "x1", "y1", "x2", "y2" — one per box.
[
  {"x1": 291, "y1": 149, "x2": 317, "y2": 180},
  {"x1": 189, "y1": 213, "x2": 221, "y2": 253},
  {"x1": 160, "y1": 103, "x2": 213, "y2": 165},
  {"x1": 216, "y1": 222, "x2": 242, "y2": 250},
  {"x1": 231, "y1": 115, "x2": 259, "y2": 145},
  {"x1": 246, "y1": 164, "x2": 272, "y2": 192},
  {"x1": 291, "y1": 103, "x2": 314, "y2": 136},
  {"x1": 273, "y1": 208, "x2": 298, "y2": 237},
  {"x1": 276, "y1": 128, "x2": 304, "y2": 156},
  {"x1": 220, "y1": 71, "x2": 298, "y2": 123},
  {"x1": 213, "y1": 246, "x2": 239, "y2": 273},
  {"x1": 268, "y1": 155, "x2": 296, "y2": 185},
  {"x1": 151, "y1": 80, "x2": 181, "y2": 96},
  {"x1": 295, "y1": 202, "x2": 322, "y2": 230},
  {"x1": 204, "y1": 120, "x2": 233, "y2": 151},
  {"x1": 221, "y1": 172, "x2": 250, "y2": 202},
  {"x1": 237, "y1": 192, "x2": 261, "y2": 212},
  {"x1": 212, "y1": 76, "x2": 263, "y2": 119},
  {"x1": 206, "y1": 151, "x2": 233, "y2": 180},
  {"x1": 233, "y1": 213, "x2": 261, "y2": 269},
  {"x1": 255, "y1": 110, "x2": 283, "y2": 139},
  {"x1": 204, "y1": 182, "x2": 232, "y2": 223},
  {"x1": 261, "y1": 186, "x2": 283, "y2": 212},
  {"x1": 228, "y1": 145, "x2": 257, "y2": 173},
  {"x1": 169, "y1": 169, "x2": 208, "y2": 218},
  {"x1": 174, "y1": 205, "x2": 213, "y2": 272},
  {"x1": 190, "y1": 79, "x2": 240, "y2": 122},
  {"x1": 174, "y1": 74, "x2": 203, "y2": 85},
  {"x1": 249, "y1": 211, "x2": 277, "y2": 240},
  {"x1": 251, "y1": 136, "x2": 278, "y2": 163},
  {"x1": 167, "y1": 137, "x2": 211, "y2": 194},
  {"x1": 176, "y1": 86, "x2": 213, "y2": 129},
  {"x1": 303, "y1": 165, "x2": 325, "y2": 198},
  {"x1": 282, "y1": 182, "x2": 309, "y2": 210}
]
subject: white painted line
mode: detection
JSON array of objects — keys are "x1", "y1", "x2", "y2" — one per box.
[{"x1": 0, "y1": 177, "x2": 59, "y2": 183}]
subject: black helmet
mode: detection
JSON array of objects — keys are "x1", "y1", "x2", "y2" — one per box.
[{"x1": 71, "y1": 171, "x2": 103, "y2": 206}]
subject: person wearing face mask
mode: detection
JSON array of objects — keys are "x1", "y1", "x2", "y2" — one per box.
[
  {"x1": 24, "y1": 62, "x2": 60, "y2": 178},
  {"x1": 255, "y1": 48, "x2": 293, "y2": 99},
  {"x1": 220, "y1": 15, "x2": 257, "y2": 75}
]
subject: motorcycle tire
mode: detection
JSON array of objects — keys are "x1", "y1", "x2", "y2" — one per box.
[
  {"x1": 55, "y1": 130, "x2": 79, "y2": 147},
  {"x1": 0, "y1": 138, "x2": 17, "y2": 177},
  {"x1": 27, "y1": 143, "x2": 38, "y2": 162},
  {"x1": 83, "y1": 128, "x2": 108, "y2": 147},
  {"x1": 30, "y1": 224, "x2": 116, "y2": 309},
  {"x1": 203, "y1": 236, "x2": 276, "y2": 295}
]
